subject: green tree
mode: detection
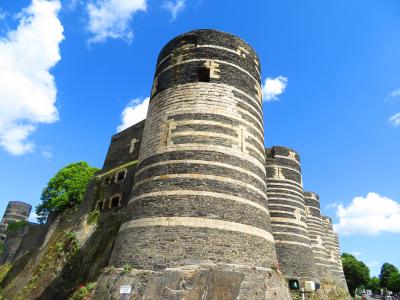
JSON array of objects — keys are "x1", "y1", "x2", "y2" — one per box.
[
  {"x1": 36, "y1": 162, "x2": 99, "y2": 223},
  {"x1": 342, "y1": 253, "x2": 370, "y2": 296},
  {"x1": 366, "y1": 276, "x2": 381, "y2": 294},
  {"x1": 380, "y1": 263, "x2": 399, "y2": 289},
  {"x1": 387, "y1": 272, "x2": 400, "y2": 293}
]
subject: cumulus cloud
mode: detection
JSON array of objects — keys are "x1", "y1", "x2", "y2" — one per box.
[
  {"x1": 351, "y1": 251, "x2": 362, "y2": 257},
  {"x1": 388, "y1": 112, "x2": 400, "y2": 127},
  {"x1": 262, "y1": 76, "x2": 288, "y2": 101},
  {"x1": 117, "y1": 97, "x2": 149, "y2": 132},
  {"x1": 0, "y1": 0, "x2": 63, "y2": 155},
  {"x1": 86, "y1": 0, "x2": 147, "y2": 43},
  {"x1": 162, "y1": 0, "x2": 185, "y2": 21},
  {"x1": 333, "y1": 192, "x2": 400, "y2": 235}
]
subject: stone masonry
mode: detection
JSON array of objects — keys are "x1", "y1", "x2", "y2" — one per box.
[
  {"x1": 265, "y1": 146, "x2": 318, "y2": 283},
  {"x1": 304, "y1": 191, "x2": 333, "y2": 280},
  {"x1": 0, "y1": 201, "x2": 31, "y2": 243},
  {"x1": 109, "y1": 29, "x2": 279, "y2": 271}
]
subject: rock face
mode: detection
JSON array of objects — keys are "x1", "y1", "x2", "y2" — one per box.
[
  {"x1": 265, "y1": 146, "x2": 318, "y2": 283},
  {"x1": 110, "y1": 29, "x2": 279, "y2": 271},
  {"x1": 93, "y1": 263, "x2": 290, "y2": 300}
]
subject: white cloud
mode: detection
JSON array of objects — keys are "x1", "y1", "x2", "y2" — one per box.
[
  {"x1": 162, "y1": 0, "x2": 185, "y2": 21},
  {"x1": 326, "y1": 202, "x2": 339, "y2": 210},
  {"x1": 0, "y1": 0, "x2": 63, "y2": 155},
  {"x1": 86, "y1": 0, "x2": 147, "y2": 43},
  {"x1": 333, "y1": 192, "x2": 400, "y2": 235},
  {"x1": 117, "y1": 97, "x2": 149, "y2": 132},
  {"x1": 388, "y1": 112, "x2": 400, "y2": 127},
  {"x1": 351, "y1": 251, "x2": 362, "y2": 257},
  {"x1": 40, "y1": 146, "x2": 53, "y2": 159},
  {"x1": 262, "y1": 76, "x2": 288, "y2": 101},
  {"x1": 385, "y1": 89, "x2": 400, "y2": 102}
]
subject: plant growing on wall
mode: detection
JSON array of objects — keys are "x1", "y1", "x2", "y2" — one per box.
[{"x1": 36, "y1": 162, "x2": 99, "y2": 223}]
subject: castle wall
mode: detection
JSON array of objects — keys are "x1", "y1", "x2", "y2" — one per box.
[
  {"x1": 83, "y1": 121, "x2": 145, "y2": 214},
  {"x1": 322, "y1": 216, "x2": 344, "y2": 283},
  {"x1": 0, "y1": 201, "x2": 31, "y2": 243},
  {"x1": 265, "y1": 146, "x2": 318, "y2": 282},
  {"x1": 333, "y1": 232, "x2": 348, "y2": 289},
  {"x1": 110, "y1": 29, "x2": 279, "y2": 270},
  {"x1": 304, "y1": 191, "x2": 333, "y2": 280}
]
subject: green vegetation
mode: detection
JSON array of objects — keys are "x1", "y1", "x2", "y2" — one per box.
[
  {"x1": 342, "y1": 255, "x2": 400, "y2": 296},
  {"x1": 36, "y1": 162, "x2": 99, "y2": 223},
  {"x1": 71, "y1": 282, "x2": 96, "y2": 300},
  {"x1": 18, "y1": 231, "x2": 80, "y2": 299},
  {"x1": 0, "y1": 264, "x2": 11, "y2": 283},
  {"x1": 6, "y1": 220, "x2": 27, "y2": 233},
  {"x1": 123, "y1": 264, "x2": 133, "y2": 272},
  {"x1": 341, "y1": 253, "x2": 370, "y2": 296},
  {"x1": 86, "y1": 209, "x2": 100, "y2": 225}
]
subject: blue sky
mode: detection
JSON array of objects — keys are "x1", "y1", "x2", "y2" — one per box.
[{"x1": 1, "y1": 0, "x2": 400, "y2": 276}]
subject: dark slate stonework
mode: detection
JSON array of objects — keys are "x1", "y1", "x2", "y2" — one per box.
[
  {"x1": 265, "y1": 146, "x2": 318, "y2": 282},
  {"x1": 84, "y1": 120, "x2": 145, "y2": 213},
  {"x1": 109, "y1": 29, "x2": 279, "y2": 271},
  {"x1": 0, "y1": 201, "x2": 31, "y2": 243},
  {"x1": 304, "y1": 191, "x2": 333, "y2": 280}
]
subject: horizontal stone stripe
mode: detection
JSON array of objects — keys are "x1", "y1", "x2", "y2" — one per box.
[
  {"x1": 170, "y1": 119, "x2": 264, "y2": 146},
  {"x1": 134, "y1": 173, "x2": 267, "y2": 198},
  {"x1": 232, "y1": 89, "x2": 261, "y2": 113},
  {"x1": 266, "y1": 182, "x2": 303, "y2": 193},
  {"x1": 142, "y1": 145, "x2": 266, "y2": 173},
  {"x1": 157, "y1": 58, "x2": 261, "y2": 87},
  {"x1": 273, "y1": 155, "x2": 301, "y2": 166},
  {"x1": 156, "y1": 45, "x2": 261, "y2": 81},
  {"x1": 267, "y1": 191, "x2": 304, "y2": 201},
  {"x1": 132, "y1": 177, "x2": 268, "y2": 208},
  {"x1": 274, "y1": 240, "x2": 312, "y2": 248},
  {"x1": 270, "y1": 225, "x2": 309, "y2": 236},
  {"x1": 171, "y1": 135, "x2": 237, "y2": 148},
  {"x1": 246, "y1": 148, "x2": 266, "y2": 167},
  {"x1": 268, "y1": 199, "x2": 305, "y2": 210},
  {"x1": 137, "y1": 149, "x2": 265, "y2": 181},
  {"x1": 166, "y1": 111, "x2": 264, "y2": 145},
  {"x1": 135, "y1": 159, "x2": 266, "y2": 186},
  {"x1": 267, "y1": 195, "x2": 305, "y2": 205},
  {"x1": 267, "y1": 186, "x2": 304, "y2": 198},
  {"x1": 265, "y1": 164, "x2": 301, "y2": 176},
  {"x1": 172, "y1": 123, "x2": 238, "y2": 137},
  {"x1": 128, "y1": 196, "x2": 271, "y2": 231},
  {"x1": 315, "y1": 262, "x2": 333, "y2": 268},
  {"x1": 120, "y1": 217, "x2": 275, "y2": 243},
  {"x1": 271, "y1": 222, "x2": 309, "y2": 232},
  {"x1": 273, "y1": 232, "x2": 311, "y2": 244},
  {"x1": 236, "y1": 100, "x2": 264, "y2": 127},
  {"x1": 270, "y1": 217, "x2": 307, "y2": 228},
  {"x1": 268, "y1": 203, "x2": 306, "y2": 213},
  {"x1": 272, "y1": 231, "x2": 310, "y2": 240},
  {"x1": 307, "y1": 214, "x2": 323, "y2": 221},
  {"x1": 130, "y1": 190, "x2": 269, "y2": 214},
  {"x1": 170, "y1": 130, "x2": 265, "y2": 158}
]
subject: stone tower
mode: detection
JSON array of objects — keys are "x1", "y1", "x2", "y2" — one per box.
[
  {"x1": 109, "y1": 29, "x2": 279, "y2": 270},
  {"x1": 322, "y1": 216, "x2": 345, "y2": 284},
  {"x1": 265, "y1": 146, "x2": 317, "y2": 282},
  {"x1": 0, "y1": 201, "x2": 31, "y2": 242},
  {"x1": 304, "y1": 192, "x2": 333, "y2": 280}
]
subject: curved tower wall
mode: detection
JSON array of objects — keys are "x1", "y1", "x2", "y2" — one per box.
[
  {"x1": 304, "y1": 192, "x2": 332, "y2": 279},
  {"x1": 265, "y1": 146, "x2": 317, "y2": 282},
  {"x1": 333, "y1": 232, "x2": 348, "y2": 288},
  {"x1": 110, "y1": 30, "x2": 278, "y2": 270},
  {"x1": 322, "y1": 216, "x2": 343, "y2": 282},
  {"x1": 0, "y1": 201, "x2": 31, "y2": 242}
]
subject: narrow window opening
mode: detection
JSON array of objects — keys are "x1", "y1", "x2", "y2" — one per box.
[
  {"x1": 116, "y1": 170, "x2": 126, "y2": 182},
  {"x1": 197, "y1": 67, "x2": 210, "y2": 82},
  {"x1": 104, "y1": 177, "x2": 111, "y2": 185},
  {"x1": 111, "y1": 196, "x2": 121, "y2": 208}
]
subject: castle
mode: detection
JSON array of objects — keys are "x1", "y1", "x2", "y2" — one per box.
[{"x1": 0, "y1": 30, "x2": 349, "y2": 299}]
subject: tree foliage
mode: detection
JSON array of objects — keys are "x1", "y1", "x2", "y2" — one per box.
[
  {"x1": 380, "y1": 263, "x2": 399, "y2": 289},
  {"x1": 6, "y1": 220, "x2": 28, "y2": 233},
  {"x1": 366, "y1": 276, "x2": 381, "y2": 293},
  {"x1": 387, "y1": 272, "x2": 400, "y2": 293},
  {"x1": 36, "y1": 162, "x2": 99, "y2": 223},
  {"x1": 342, "y1": 253, "x2": 370, "y2": 296}
]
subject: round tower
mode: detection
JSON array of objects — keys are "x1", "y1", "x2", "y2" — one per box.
[
  {"x1": 265, "y1": 146, "x2": 318, "y2": 282},
  {"x1": 110, "y1": 30, "x2": 278, "y2": 270},
  {"x1": 333, "y1": 232, "x2": 348, "y2": 288},
  {"x1": 322, "y1": 216, "x2": 343, "y2": 282},
  {"x1": 0, "y1": 201, "x2": 31, "y2": 242},
  {"x1": 304, "y1": 192, "x2": 333, "y2": 280}
]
